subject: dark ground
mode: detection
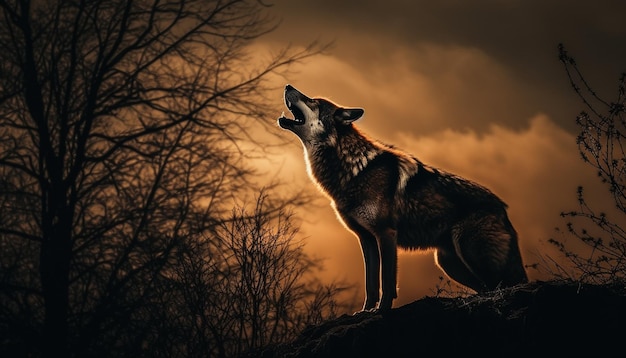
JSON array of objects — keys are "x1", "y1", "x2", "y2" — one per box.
[{"x1": 251, "y1": 280, "x2": 626, "y2": 357}]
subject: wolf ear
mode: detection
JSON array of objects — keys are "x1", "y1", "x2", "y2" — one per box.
[{"x1": 334, "y1": 108, "x2": 364, "y2": 124}]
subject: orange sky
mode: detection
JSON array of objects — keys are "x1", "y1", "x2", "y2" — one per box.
[{"x1": 249, "y1": 1, "x2": 626, "y2": 309}]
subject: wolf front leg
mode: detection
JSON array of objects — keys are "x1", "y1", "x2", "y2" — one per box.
[
  {"x1": 356, "y1": 230, "x2": 380, "y2": 311},
  {"x1": 377, "y1": 227, "x2": 398, "y2": 311}
]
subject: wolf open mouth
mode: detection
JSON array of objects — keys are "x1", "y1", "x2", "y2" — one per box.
[{"x1": 278, "y1": 99, "x2": 305, "y2": 127}]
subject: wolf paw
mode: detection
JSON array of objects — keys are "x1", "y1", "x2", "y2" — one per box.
[{"x1": 352, "y1": 308, "x2": 381, "y2": 316}]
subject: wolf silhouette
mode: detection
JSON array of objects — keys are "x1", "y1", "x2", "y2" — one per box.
[{"x1": 278, "y1": 85, "x2": 528, "y2": 311}]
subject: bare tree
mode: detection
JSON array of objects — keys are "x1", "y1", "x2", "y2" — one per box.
[
  {"x1": 167, "y1": 194, "x2": 351, "y2": 357},
  {"x1": 547, "y1": 44, "x2": 626, "y2": 283},
  {"x1": 0, "y1": 0, "x2": 326, "y2": 356}
]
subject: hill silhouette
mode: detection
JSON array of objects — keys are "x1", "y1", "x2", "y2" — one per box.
[{"x1": 252, "y1": 280, "x2": 626, "y2": 357}]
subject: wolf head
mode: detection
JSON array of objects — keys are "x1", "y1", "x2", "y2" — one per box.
[{"x1": 278, "y1": 85, "x2": 364, "y2": 145}]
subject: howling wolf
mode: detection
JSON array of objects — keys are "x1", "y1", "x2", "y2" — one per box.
[{"x1": 277, "y1": 85, "x2": 528, "y2": 312}]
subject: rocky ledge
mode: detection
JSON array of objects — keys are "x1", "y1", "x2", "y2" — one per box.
[{"x1": 253, "y1": 280, "x2": 626, "y2": 357}]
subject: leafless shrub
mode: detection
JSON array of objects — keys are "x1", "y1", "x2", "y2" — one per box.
[{"x1": 546, "y1": 45, "x2": 626, "y2": 284}]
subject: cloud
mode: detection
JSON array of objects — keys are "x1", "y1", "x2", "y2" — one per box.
[
  {"x1": 265, "y1": 0, "x2": 626, "y2": 134},
  {"x1": 267, "y1": 0, "x2": 626, "y2": 75}
]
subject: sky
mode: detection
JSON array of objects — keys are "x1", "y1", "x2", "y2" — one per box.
[{"x1": 252, "y1": 0, "x2": 626, "y2": 309}]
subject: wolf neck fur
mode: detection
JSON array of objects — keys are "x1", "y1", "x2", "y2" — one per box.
[{"x1": 304, "y1": 126, "x2": 383, "y2": 197}]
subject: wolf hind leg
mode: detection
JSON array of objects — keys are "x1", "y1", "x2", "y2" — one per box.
[
  {"x1": 435, "y1": 248, "x2": 486, "y2": 293},
  {"x1": 452, "y1": 214, "x2": 528, "y2": 290}
]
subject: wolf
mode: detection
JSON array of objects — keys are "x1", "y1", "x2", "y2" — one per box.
[{"x1": 277, "y1": 85, "x2": 528, "y2": 312}]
